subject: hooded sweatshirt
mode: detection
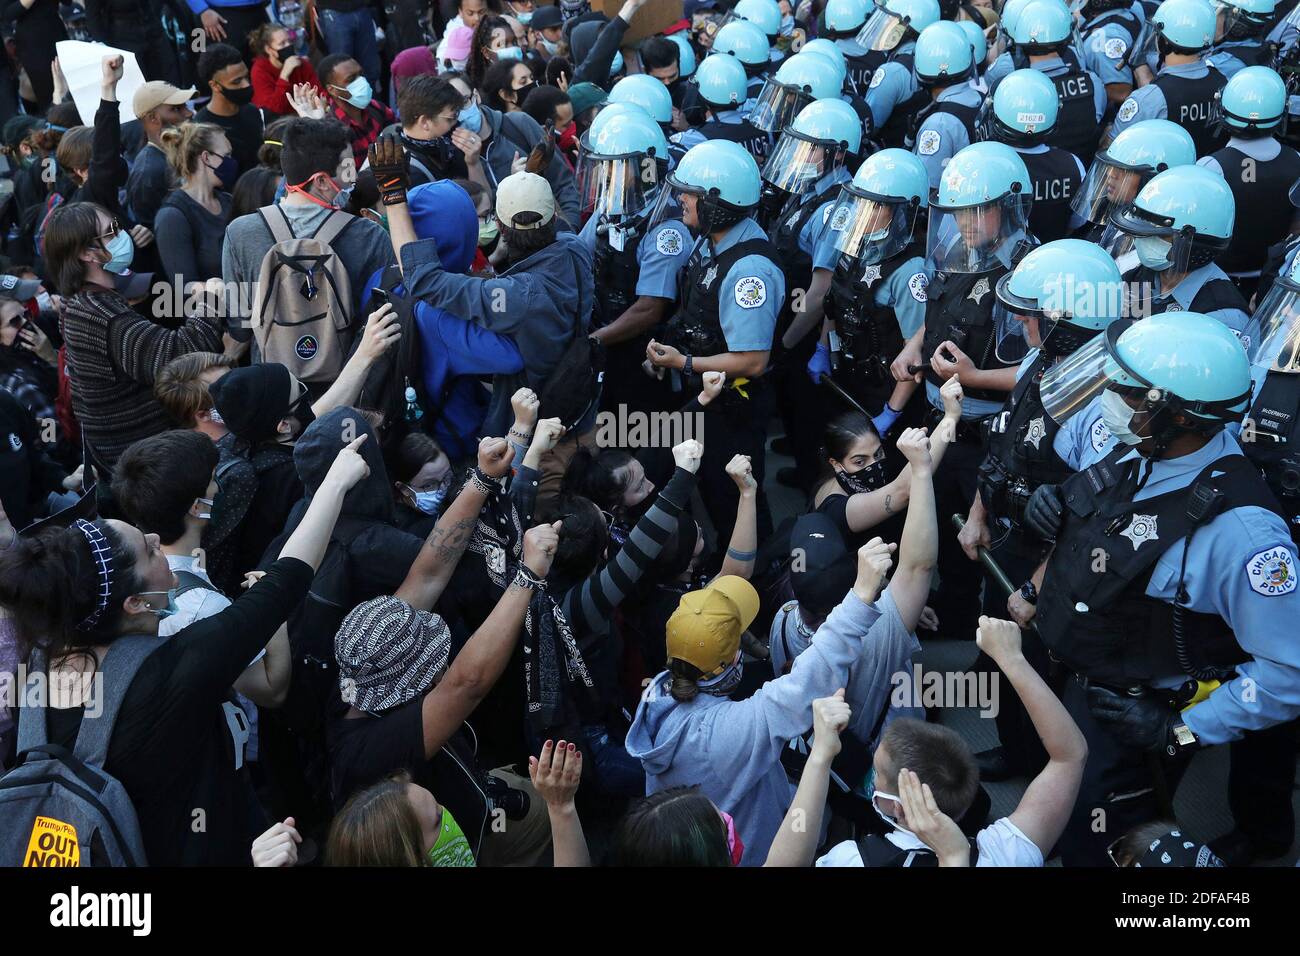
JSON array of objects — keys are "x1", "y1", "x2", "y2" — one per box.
[
  {"x1": 625, "y1": 589, "x2": 882, "y2": 866},
  {"x1": 400, "y1": 230, "x2": 595, "y2": 436},
  {"x1": 362, "y1": 182, "x2": 523, "y2": 460}
]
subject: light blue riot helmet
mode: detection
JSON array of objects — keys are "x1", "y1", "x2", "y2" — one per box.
[
  {"x1": 913, "y1": 21, "x2": 977, "y2": 86},
  {"x1": 762, "y1": 98, "x2": 863, "y2": 194},
  {"x1": 1149, "y1": 0, "x2": 1218, "y2": 53},
  {"x1": 667, "y1": 32, "x2": 697, "y2": 77},
  {"x1": 1216, "y1": 0, "x2": 1276, "y2": 41},
  {"x1": 999, "y1": 0, "x2": 1037, "y2": 43},
  {"x1": 732, "y1": 0, "x2": 784, "y2": 41},
  {"x1": 957, "y1": 19, "x2": 988, "y2": 68},
  {"x1": 749, "y1": 51, "x2": 845, "y2": 132},
  {"x1": 1009, "y1": 0, "x2": 1074, "y2": 52},
  {"x1": 609, "y1": 74, "x2": 673, "y2": 125},
  {"x1": 1072, "y1": 119, "x2": 1197, "y2": 227},
  {"x1": 929, "y1": 141, "x2": 1034, "y2": 273},
  {"x1": 661, "y1": 138, "x2": 763, "y2": 233},
  {"x1": 856, "y1": 0, "x2": 942, "y2": 53},
  {"x1": 823, "y1": 0, "x2": 872, "y2": 37},
  {"x1": 1040, "y1": 312, "x2": 1253, "y2": 451},
  {"x1": 977, "y1": 67, "x2": 1059, "y2": 145},
  {"x1": 1108, "y1": 164, "x2": 1234, "y2": 273},
  {"x1": 578, "y1": 106, "x2": 671, "y2": 220},
  {"x1": 994, "y1": 238, "x2": 1125, "y2": 362},
  {"x1": 693, "y1": 53, "x2": 749, "y2": 111},
  {"x1": 712, "y1": 19, "x2": 771, "y2": 73},
  {"x1": 828, "y1": 147, "x2": 929, "y2": 264},
  {"x1": 802, "y1": 37, "x2": 849, "y2": 76},
  {"x1": 1212, "y1": 65, "x2": 1287, "y2": 135}
]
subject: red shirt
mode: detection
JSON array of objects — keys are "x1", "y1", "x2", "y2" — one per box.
[
  {"x1": 333, "y1": 99, "x2": 398, "y2": 168},
  {"x1": 250, "y1": 56, "x2": 327, "y2": 116}
]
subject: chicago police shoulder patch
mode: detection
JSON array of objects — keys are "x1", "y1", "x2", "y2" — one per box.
[
  {"x1": 870, "y1": 68, "x2": 886, "y2": 89},
  {"x1": 734, "y1": 276, "x2": 768, "y2": 309},
  {"x1": 1104, "y1": 37, "x2": 1127, "y2": 60},
  {"x1": 1245, "y1": 545, "x2": 1297, "y2": 596},
  {"x1": 655, "y1": 226, "x2": 684, "y2": 256},
  {"x1": 830, "y1": 204, "x2": 852, "y2": 231},
  {"x1": 908, "y1": 272, "x2": 928, "y2": 302},
  {"x1": 1090, "y1": 416, "x2": 1112, "y2": 453},
  {"x1": 1117, "y1": 97, "x2": 1139, "y2": 123},
  {"x1": 917, "y1": 128, "x2": 941, "y2": 156}
]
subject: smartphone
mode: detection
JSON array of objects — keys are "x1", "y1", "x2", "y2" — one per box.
[{"x1": 371, "y1": 287, "x2": 391, "y2": 307}]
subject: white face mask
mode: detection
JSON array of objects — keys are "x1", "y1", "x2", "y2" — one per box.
[
  {"x1": 1134, "y1": 235, "x2": 1173, "y2": 272},
  {"x1": 871, "y1": 791, "x2": 915, "y2": 835},
  {"x1": 1101, "y1": 389, "x2": 1143, "y2": 446}
]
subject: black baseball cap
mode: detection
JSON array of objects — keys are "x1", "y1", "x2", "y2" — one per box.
[
  {"x1": 532, "y1": 5, "x2": 563, "y2": 29},
  {"x1": 789, "y1": 512, "x2": 856, "y2": 617}
]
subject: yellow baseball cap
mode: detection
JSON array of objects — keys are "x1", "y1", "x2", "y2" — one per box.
[{"x1": 665, "y1": 576, "x2": 760, "y2": 678}]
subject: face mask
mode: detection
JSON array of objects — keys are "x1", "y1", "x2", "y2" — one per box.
[
  {"x1": 1134, "y1": 235, "x2": 1174, "y2": 271},
  {"x1": 220, "y1": 84, "x2": 254, "y2": 106},
  {"x1": 411, "y1": 485, "x2": 448, "y2": 515},
  {"x1": 35, "y1": 291, "x2": 52, "y2": 311},
  {"x1": 541, "y1": 37, "x2": 559, "y2": 54},
  {"x1": 836, "y1": 460, "x2": 886, "y2": 495},
  {"x1": 496, "y1": 46, "x2": 524, "y2": 61},
  {"x1": 426, "y1": 807, "x2": 476, "y2": 866},
  {"x1": 1100, "y1": 388, "x2": 1144, "y2": 446},
  {"x1": 516, "y1": 10, "x2": 533, "y2": 24},
  {"x1": 697, "y1": 656, "x2": 744, "y2": 696},
  {"x1": 720, "y1": 810, "x2": 744, "y2": 866},
  {"x1": 513, "y1": 81, "x2": 538, "y2": 104},
  {"x1": 342, "y1": 76, "x2": 373, "y2": 109},
  {"x1": 273, "y1": 44, "x2": 295, "y2": 60},
  {"x1": 780, "y1": 13, "x2": 795, "y2": 35},
  {"x1": 479, "y1": 217, "x2": 499, "y2": 244},
  {"x1": 101, "y1": 230, "x2": 135, "y2": 274},
  {"x1": 136, "y1": 589, "x2": 179, "y2": 620},
  {"x1": 458, "y1": 103, "x2": 483, "y2": 133},
  {"x1": 195, "y1": 496, "x2": 214, "y2": 520},
  {"x1": 865, "y1": 766, "x2": 913, "y2": 835},
  {"x1": 206, "y1": 153, "x2": 239, "y2": 189}
]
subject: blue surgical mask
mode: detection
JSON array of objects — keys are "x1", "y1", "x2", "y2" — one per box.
[
  {"x1": 1134, "y1": 235, "x2": 1173, "y2": 271},
  {"x1": 541, "y1": 37, "x2": 559, "y2": 54},
  {"x1": 331, "y1": 180, "x2": 355, "y2": 210},
  {"x1": 344, "y1": 76, "x2": 374, "y2": 109},
  {"x1": 780, "y1": 13, "x2": 795, "y2": 35},
  {"x1": 458, "y1": 103, "x2": 483, "y2": 133},
  {"x1": 413, "y1": 487, "x2": 447, "y2": 515},
  {"x1": 611, "y1": 50, "x2": 624, "y2": 76},
  {"x1": 137, "y1": 589, "x2": 179, "y2": 619},
  {"x1": 102, "y1": 230, "x2": 135, "y2": 274},
  {"x1": 516, "y1": 10, "x2": 533, "y2": 24},
  {"x1": 1100, "y1": 388, "x2": 1143, "y2": 446},
  {"x1": 496, "y1": 46, "x2": 524, "y2": 61}
]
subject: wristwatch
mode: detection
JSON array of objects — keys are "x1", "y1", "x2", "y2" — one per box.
[
  {"x1": 1018, "y1": 580, "x2": 1038, "y2": 605},
  {"x1": 683, "y1": 354, "x2": 694, "y2": 377}
]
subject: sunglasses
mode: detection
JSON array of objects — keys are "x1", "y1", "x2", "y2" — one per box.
[{"x1": 95, "y1": 218, "x2": 122, "y2": 244}]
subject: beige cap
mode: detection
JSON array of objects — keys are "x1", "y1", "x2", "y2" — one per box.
[
  {"x1": 495, "y1": 172, "x2": 555, "y2": 230},
  {"x1": 132, "y1": 81, "x2": 197, "y2": 120}
]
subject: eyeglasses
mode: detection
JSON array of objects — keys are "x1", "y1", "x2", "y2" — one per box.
[{"x1": 95, "y1": 218, "x2": 122, "y2": 244}]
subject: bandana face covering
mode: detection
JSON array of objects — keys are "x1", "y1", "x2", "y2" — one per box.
[
  {"x1": 697, "y1": 656, "x2": 744, "y2": 696},
  {"x1": 720, "y1": 810, "x2": 744, "y2": 866},
  {"x1": 835, "y1": 460, "x2": 886, "y2": 494},
  {"x1": 426, "y1": 807, "x2": 476, "y2": 866}
]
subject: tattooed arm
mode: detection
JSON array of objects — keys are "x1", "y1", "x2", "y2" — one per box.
[{"x1": 395, "y1": 437, "x2": 514, "y2": 612}]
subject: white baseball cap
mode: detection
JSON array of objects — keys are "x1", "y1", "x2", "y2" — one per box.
[{"x1": 495, "y1": 172, "x2": 555, "y2": 230}]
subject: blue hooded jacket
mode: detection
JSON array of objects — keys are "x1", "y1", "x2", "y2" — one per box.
[
  {"x1": 364, "y1": 182, "x2": 523, "y2": 459},
  {"x1": 625, "y1": 590, "x2": 882, "y2": 866}
]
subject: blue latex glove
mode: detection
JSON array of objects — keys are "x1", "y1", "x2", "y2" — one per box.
[
  {"x1": 872, "y1": 403, "x2": 901, "y2": 436},
  {"x1": 807, "y1": 342, "x2": 831, "y2": 383}
]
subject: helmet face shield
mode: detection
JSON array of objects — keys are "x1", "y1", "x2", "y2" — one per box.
[
  {"x1": 829, "y1": 187, "x2": 919, "y2": 263},
  {"x1": 1037, "y1": 330, "x2": 1118, "y2": 423},
  {"x1": 761, "y1": 130, "x2": 833, "y2": 194},
  {"x1": 577, "y1": 147, "x2": 662, "y2": 219},
  {"x1": 1249, "y1": 276, "x2": 1300, "y2": 372},
  {"x1": 1107, "y1": 202, "x2": 1204, "y2": 274},
  {"x1": 926, "y1": 192, "x2": 1031, "y2": 273},
  {"x1": 1071, "y1": 153, "x2": 1152, "y2": 225},
  {"x1": 748, "y1": 78, "x2": 814, "y2": 133},
  {"x1": 856, "y1": 6, "x2": 909, "y2": 51}
]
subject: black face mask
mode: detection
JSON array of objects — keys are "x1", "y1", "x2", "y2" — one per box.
[
  {"x1": 273, "y1": 45, "x2": 295, "y2": 61},
  {"x1": 512, "y1": 81, "x2": 538, "y2": 105},
  {"x1": 836, "y1": 460, "x2": 887, "y2": 495},
  {"x1": 287, "y1": 392, "x2": 316, "y2": 438},
  {"x1": 220, "y1": 84, "x2": 255, "y2": 107}
]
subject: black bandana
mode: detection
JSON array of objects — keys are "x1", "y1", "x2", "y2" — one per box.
[{"x1": 836, "y1": 461, "x2": 887, "y2": 495}]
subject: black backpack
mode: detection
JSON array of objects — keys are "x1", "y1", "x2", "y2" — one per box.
[
  {"x1": 537, "y1": 329, "x2": 606, "y2": 432},
  {"x1": 356, "y1": 264, "x2": 424, "y2": 448}
]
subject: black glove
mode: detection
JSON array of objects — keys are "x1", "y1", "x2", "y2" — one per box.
[
  {"x1": 1025, "y1": 483, "x2": 1064, "y2": 541},
  {"x1": 368, "y1": 133, "x2": 411, "y2": 206},
  {"x1": 1086, "y1": 684, "x2": 1178, "y2": 754}
]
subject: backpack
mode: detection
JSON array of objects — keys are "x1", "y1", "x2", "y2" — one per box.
[
  {"x1": 531, "y1": 251, "x2": 605, "y2": 431},
  {"x1": 0, "y1": 639, "x2": 154, "y2": 867},
  {"x1": 356, "y1": 265, "x2": 423, "y2": 447},
  {"x1": 251, "y1": 205, "x2": 357, "y2": 387}
]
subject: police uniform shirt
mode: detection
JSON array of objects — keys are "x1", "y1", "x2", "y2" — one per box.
[
  {"x1": 813, "y1": 216, "x2": 932, "y2": 339},
  {"x1": 670, "y1": 110, "x2": 769, "y2": 165},
  {"x1": 1137, "y1": 261, "x2": 1255, "y2": 342},
  {"x1": 1081, "y1": 13, "x2": 1139, "y2": 86},
  {"x1": 577, "y1": 209, "x2": 694, "y2": 300},
  {"x1": 1198, "y1": 136, "x2": 1293, "y2": 279},
  {"x1": 913, "y1": 84, "x2": 984, "y2": 190},
  {"x1": 796, "y1": 166, "x2": 855, "y2": 258},
  {"x1": 1056, "y1": 391, "x2": 1116, "y2": 469},
  {"x1": 863, "y1": 59, "x2": 918, "y2": 131},
  {"x1": 1109, "y1": 61, "x2": 1217, "y2": 136},
  {"x1": 834, "y1": 36, "x2": 877, "y2": 95},
  {"x1": 1013, "y1": 347, "x2": 1090, "y2": 465},
  {"x1": 985, "y1": 54, "x2": 1108, "y2": 122},
  {"x1": 1071, "y1": 429, "x2": 1300, "y2": 746},
  {"x1": 697, "y1": 217, "x2": 787, "y2": 352},
  {"x1": 816, "y1": 816, "x2": 1045, "y2": 867},
  {"x1": 1206, "y1": 40, "x2": 1262, "y2": 80},
  {"x1": 741, "y1": 74, "x2": 769, "y2": 119}
]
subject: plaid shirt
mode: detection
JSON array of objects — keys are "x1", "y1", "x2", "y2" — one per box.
[{"x1": 333, "y1": 100, "x2": 397, "y2": 167}]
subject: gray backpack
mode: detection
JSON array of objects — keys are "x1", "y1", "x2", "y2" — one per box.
[{"x1": 0, "y1": 638, "x2": 154, "y2": 867}]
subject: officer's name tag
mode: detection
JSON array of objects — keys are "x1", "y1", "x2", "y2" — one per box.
[{"x1": 1246, "y1": 546, "x2": 1297, "y2": 596}]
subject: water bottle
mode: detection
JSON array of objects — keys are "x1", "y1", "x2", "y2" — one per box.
[{"x1": 404, "y1": 385, "x2": 423, "y2": 422}]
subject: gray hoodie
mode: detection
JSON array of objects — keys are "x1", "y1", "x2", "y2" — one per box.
[{"x1": 625, "y1": 589, "x2": 882, "y2": 866}]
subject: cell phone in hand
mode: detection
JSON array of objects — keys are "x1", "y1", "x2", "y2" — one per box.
[{"x1": 371, "y1": 287, "x2": 391, "y2": 307}]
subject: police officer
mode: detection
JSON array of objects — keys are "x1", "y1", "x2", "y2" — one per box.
[
  {"x1": 859, "y1": 0, "x2": 949, "y2": 148},
  {"x1": 760, "y1": 98, "x2": 864, "y2": 487},
  {"x1": 1108, "y1": 164, "x2": 1254, "y2": 337},
  {"x1": 959, "y1": 240, "x2": 1125, "y2": 780},
  {"x1": 985, "y1": 0, "x2": 1108, "y2": 163},
  {"x1": 578, "y1": 106, "x2": 692, "y2": 417},
  {"x1": 821, "y1": 0, "x2": 879, "y2": 94},
  {"x1": 1070, "y1": 118, "x2": 1198, "y2": 243},
  {"x1": 732, "y1": 0, "x2": 788, "y2": 64},
  {"x1": 1106, "y1": 0, "x2": 1228, "y2": 157},
  {"x1": 957, "y1": 18, "x2": 990, "y2": 87},
  {"x1": 748, "y1": 50, "x2": 845, "y2": 144},
  {"x1": 642, "y1": 34, "x2": 707, "y2": 131},
  {"x1": 712, "y1": 18, "x2": 777, "y2": 114},
  {"x1": 646, "y1": 139, "x2": 785, "y2": 543},
  {"x1": 1014, "y1": 311, "x2": 1300, "y2": 866},
  {"x1": 977, "y1": 69, "x2": 1087, "y2": 242},
  {"x1": 892, "y1": 141, "x2": 1036, "y2": 639},
  {"x1": 609, "y1": 74, "x2": 675, "y2": 139},
  {"x1": 1208, "y1": 0, "x2": 1278, "y2": 78},
  {"x1": 1077, "y1": 0, "x2": 1145, "y2": 108},
  {"x1": 809, "y1": 148, "x2": 933, "y2": 433},
  {"x1": 670, "y1": 53, "x2": 773, "y2": 166},
  {"x1": 1200, "y1": 66, "x2": 1300, "y2": 300},
  {"x1": 904, "y1": 22, "x2": 986, "y2": 190}
]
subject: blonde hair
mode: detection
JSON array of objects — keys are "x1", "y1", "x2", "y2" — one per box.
[
  {"x1": 325, "y1": 771, "x2": 429, "y2": 867},
  {"x1": 54, "y1": 127, "x2": 93, "y2": 180},
  {"x1": 160, "y1": 122, "x2": 228, "y2": 181}
]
